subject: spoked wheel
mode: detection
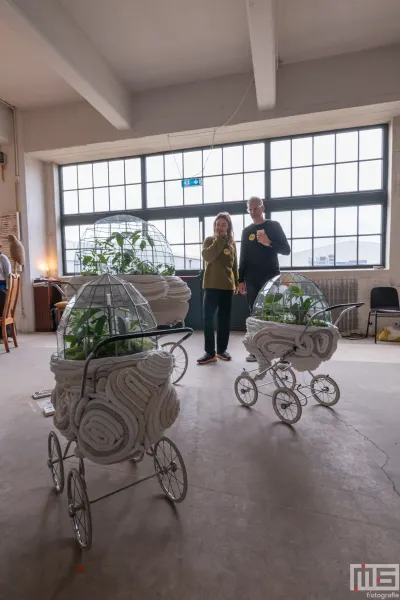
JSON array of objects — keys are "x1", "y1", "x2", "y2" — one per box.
[
  {"x1": 153, "y1": 437, "x2": 188, "y2": 503},
  {"x1": 311, "y1": 375, "x2": 340, "y2": 407},
  {"x1": 234, "y1": 374, "x2": 258, "y2": 407},
  {"x1": 67, "y1": 468, "x2": 92, "y2": 550},
  {"x1": 272, "y1": 388, "x2": 302, "y2": 424},
  {"x1": 78, "y1": 457, "x2": 85, "y2": 479},
  {"x1": 272, "y1": 363, "x2": 296, "y2": 390},
  {"x1": 161, "y1": 342, "x2": 188, "y2": 385},
  {"x1": 47, "y1": 431, "x2": 65, "y2": 494}
]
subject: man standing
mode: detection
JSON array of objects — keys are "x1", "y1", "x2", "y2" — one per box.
[{"x1": 239, "y1": 196, "x2": 291, "y2": 361}]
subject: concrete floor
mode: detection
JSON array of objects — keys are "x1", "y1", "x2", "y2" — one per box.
[{"x1": 0, "y1": 333, "x2": 400, "y2": 600}]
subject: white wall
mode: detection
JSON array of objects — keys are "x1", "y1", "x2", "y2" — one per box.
[
  {"x1": 0, "y1": 105, "x2": 17, "y2": 215},
  {"x1": 24, "y1": 157, "x2": 47, "y2": 279},
  {"x1": 0, "y1": 103, "x2": 12, "y2": 144},
  {"x1": 20, "y1": 44, "x2": 400, "y2": 155},
  {"x1": 17, "y1": 154, "x2": 49, "y2": 332}
]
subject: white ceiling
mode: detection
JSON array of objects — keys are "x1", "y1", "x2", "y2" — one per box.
[
  {"x1": 279, "y1": 0, "x2": 400, "y2": 64},
  {"x1": 0, "y1": 0, "x2": 400, "y2": 109},
  {"x1": 0, "y1": 18, "x2": 79, "y2": 108},
  {"x1": 59, "y1": 0, "x2": 253, "y2": 91}
]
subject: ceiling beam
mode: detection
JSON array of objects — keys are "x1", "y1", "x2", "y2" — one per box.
[
  {"x1": 1, "y1": 0, "x2": 133, "y2": 129},
  {"x1": 245, "y1": 0, "x2": 276, "y2": 111}
]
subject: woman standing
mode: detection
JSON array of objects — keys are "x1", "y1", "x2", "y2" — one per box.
[{"x1": 198, "y1": 212, "x2": 238, "y2": 365}]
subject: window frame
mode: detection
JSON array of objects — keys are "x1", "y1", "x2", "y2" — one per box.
[{"x1": 60, "y1": 124, "x2": 388, "y2": 274}]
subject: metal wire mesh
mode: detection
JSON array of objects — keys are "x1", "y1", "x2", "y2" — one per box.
[
  {"x1": 75, "y1": 214, "x2": 175, "y2": 276},
  {"x1": 57, "y1": 273, "x2": 157, "y2": 360},
  {"x1": 252, "y1": 272, "x2": 332, "y2": 326}
]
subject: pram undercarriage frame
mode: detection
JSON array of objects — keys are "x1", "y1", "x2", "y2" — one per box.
[{"x1": 234, "y1": 302, "x2": 363, "y2": 424}]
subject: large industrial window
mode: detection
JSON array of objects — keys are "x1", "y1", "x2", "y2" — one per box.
[
  {"x1": 60, "y1": 125, "x2": 388, "y2": 274},
  {"x1": 146, "y1": 143, "x2": 265, "y2": 207}
]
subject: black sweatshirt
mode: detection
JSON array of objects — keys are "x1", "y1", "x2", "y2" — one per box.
[{"x1": 238, "y1": 220, "x2": 291, "y2": 285}]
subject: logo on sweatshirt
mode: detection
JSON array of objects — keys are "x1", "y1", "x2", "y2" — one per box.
[
  {"x1": 224, "y1": 248, "x2": 230, "y2": 255},
  {"x1": 249, "y1": 233, "x2": 256, "y2": 241}
]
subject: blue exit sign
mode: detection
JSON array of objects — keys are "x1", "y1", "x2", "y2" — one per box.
[{"x1": 181, "y1": 178, "x2": 203, "y2": 188}]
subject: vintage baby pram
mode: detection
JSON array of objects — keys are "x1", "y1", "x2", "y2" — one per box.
[
  {"x1": 47, "y1": 274, "x2": 193, "y2": 549},
  {"x1": 234, "y1": 273, "x2": 362, "y2": 424}
]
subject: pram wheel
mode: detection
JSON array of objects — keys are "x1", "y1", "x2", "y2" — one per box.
[
  {"x1": 67, "y1": 468, "x2": 92, "y2": 550},
  {"x1": 161, "y1": 342, "x2": 188, "y2": 385},
  {"x1": 311, "y1": 375, "x2": 340, "y2": 406},
  {"x1": 272, "y1": 364, "x2": 296, "y2": 390},
  {"x1": 153, "y1": 437, "x2": 188, "y2": 503},
  {"x1": 272, "y1": 388, "x2": 302, "y2": 424},
  {"x1": 47, "y1": 431, "x2": 65, "y2": 494},
  {"x1": 234, "y1": 374, "x2": 258, "y2": 407}
]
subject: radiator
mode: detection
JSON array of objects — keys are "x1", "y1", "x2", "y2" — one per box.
[{"x1": 310, "y1": 277, "x2": 359, "y2": 334}]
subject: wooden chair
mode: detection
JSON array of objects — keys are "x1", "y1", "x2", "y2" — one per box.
[{"x1": 0, "y1": 274, "x2": 21, "y2": 353}]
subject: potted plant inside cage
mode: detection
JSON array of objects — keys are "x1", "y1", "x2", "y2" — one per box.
[
  {"x1": 51, "y1": 274, "x2": 181, "y2": 463},
  {"x1": 61, "y1": 214, "x2": 191, "y2": 326},
  {"x1": 244, "y1": 273, "x2": 340, "y2": 372}
]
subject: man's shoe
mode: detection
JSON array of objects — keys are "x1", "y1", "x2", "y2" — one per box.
[
  {"x1": 216, "y1": 351, "x2": 231, "y2": 361},
  {"x1": 246, "y1": 354, "x2": 257, "y2": 363},
  {"x1": 197, "y1": 353, "x2": 217, "y2": 365}
]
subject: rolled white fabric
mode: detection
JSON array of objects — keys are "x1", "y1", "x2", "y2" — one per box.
[
  {"x1": 60, "y1": 276, "x2": 96, "y2": 301},
  {"x1": 136, "y1": 349, "x2": 174, "y2": 382},
  {"x1": 144, "y1": 381, "x2": 179, "y2": 444},
  {"x1": 123, "y1": 275, "x2": 168, "y2": 301},
  {"x1": 149, "y1": 298, "x2": 189, "y2": 325},
  {"x1": 77, "y1": 399, "x2": 139, "y2": 465},
  {"x1": 244, "y1": 317, "x2": 340, "y2": 373},
  {"x1": 50, "y1": 349, "x2": 180, "y2": 464},
  {"x1": 164, "y1": 276, "x2": 192, "y2": 302}
]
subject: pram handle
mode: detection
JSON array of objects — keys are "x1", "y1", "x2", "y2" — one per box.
[
  {"x1": 300, "y1": 302, "x2": 364, "y2": 340},
  {"x1": 49, "y1": 281, "x2": 79, "y2": 300},
  {"x1": 91, "y1": 327, "x2": 193, "y2": 357},
  {"x1": 79, "y1": 327, "x2": 193, "y2": 398}
]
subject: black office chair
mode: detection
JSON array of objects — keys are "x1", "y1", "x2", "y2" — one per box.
[{"x1": 366, "y1": 287, "x2": 400, "y2": 343}]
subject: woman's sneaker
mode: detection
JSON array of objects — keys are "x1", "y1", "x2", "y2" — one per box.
[
  {"x1": 197, "y1": 353, "x2": 217, "y2": 365},
  {"x1": 216, "y1": 351, "x2": 231, "y2": 361}
]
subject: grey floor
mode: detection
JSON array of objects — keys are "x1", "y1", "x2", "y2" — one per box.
[{"x1": 0, "y1": 332, "x2": 400, "y2": 600}]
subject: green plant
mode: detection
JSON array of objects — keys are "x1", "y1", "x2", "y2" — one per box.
[
  {"x1": 77, "y1": 231, "x2": 175, "y2": 276},
  {"x1": 63, "y1": 307, "x2": 154, "y2": 360},
  {"x1": 255, "y1": 285, "x2": 329, "y2": 327}
]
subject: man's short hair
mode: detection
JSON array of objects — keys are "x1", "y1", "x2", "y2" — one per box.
[{"x1": 247, "y1": 196, "x2": 263, "y2": 206}]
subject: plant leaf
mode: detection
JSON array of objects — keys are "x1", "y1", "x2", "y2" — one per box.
[
  {"x1": 131, "y1": 232, "x2": 141, "y2": 245},
  {"x1": 116, "y1": 316, "x2": 127, "y2": 334},
  {"x1": 94, "y1": 316, "x2": 107, "y2": 336},
  {"x1": 114, "y1": 232, "x2": 124, "y2": 248}
]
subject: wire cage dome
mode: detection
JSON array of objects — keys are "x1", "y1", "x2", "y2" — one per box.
[
  {"x1": 74, "y1": 214, "x2": 175, "y2": 277},
  {"x1": 57, "y1": 274, "x2": 157, "y2": 360},
  {"x1": 252, "y1": 273, "x2": 332, "y2": 327}
]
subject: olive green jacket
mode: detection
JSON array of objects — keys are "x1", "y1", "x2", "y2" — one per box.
[{"x1": 202, "y1": 236, "x2": 239, "y2": 291}]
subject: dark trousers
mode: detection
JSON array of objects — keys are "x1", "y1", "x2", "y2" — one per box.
[
  {"x1": 246, "y1": 281, "x2": 263, "y2": 314},
  {"x1": 203, "y1": 288, "x2": 233, "y2": 356},
  {"x1": 246, "y1": 272, "x2": 280, "y2": 315}
]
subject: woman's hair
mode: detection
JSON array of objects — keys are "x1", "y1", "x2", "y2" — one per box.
[{"x1": 213, "y1": 212, "x2": 235, "y2": 250}]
